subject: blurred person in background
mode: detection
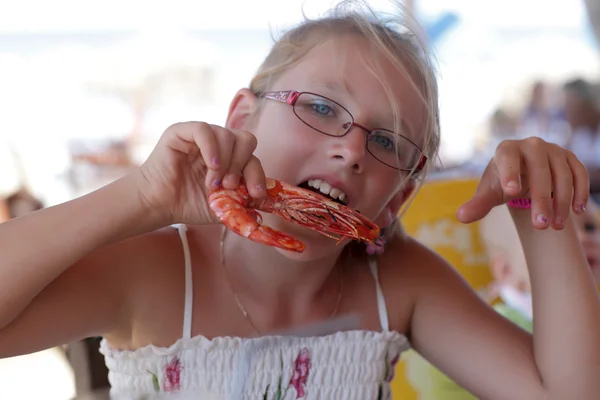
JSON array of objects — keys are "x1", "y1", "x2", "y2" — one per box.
[
  {"x1": 0, "y1": 199, "x2": 8, "y2": 221},
  {"x1": 518, "y1": 80, "x2": 570, "y2": 147},
  {"x1": 5, "y1": 188, "x2": 44, "y2": 219},
  {"x1": 562, "y1": 78, "x2": 600, "y2": 199},
  {"x1": 463, "y1": 107, "x2": 518, "y2": 172}
]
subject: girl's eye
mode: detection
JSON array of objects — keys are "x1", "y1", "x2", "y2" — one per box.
[
  {"x1": 370, "y1": 132, "x2": 394, "y2": 150},
  {"x1": 311, "y1": 102, "x2": 334, "y2": 116},
  {"x1": 584, "y1": 222, "x2": 597, "y2": 233}
]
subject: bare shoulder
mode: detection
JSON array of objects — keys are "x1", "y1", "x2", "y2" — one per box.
[
  {"x1": 0, "y1": 225, "x2": 193, "y2": 357},
  {"x1": 376, "y1": 232, "x2": 541, "y2": 399},
  {"x1": 112, "y1": 223, "x2": 224, "y2": 348},
  {"x1": 376, "y1": 232, "x2": 477, "y2": 335},
  {"x1": 53, "y1": 224, "x2": 191, "y2": 328},
  {"x1": 84, "y1": 225, "x2": 186, "y2": 293}
]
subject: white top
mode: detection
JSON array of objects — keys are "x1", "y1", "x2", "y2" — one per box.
[{"x1": 99, "y1": 224, "x2": 411, "y2": 399}]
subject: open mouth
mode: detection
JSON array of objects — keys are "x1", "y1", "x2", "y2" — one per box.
[{"x1": 298, "y1": 179, "x2": 349, "y2": 206}]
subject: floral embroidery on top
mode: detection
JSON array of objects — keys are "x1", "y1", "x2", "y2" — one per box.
[
  {"x1": 377, "y1": 351, "x2": 400, "y2": 400},
  {"x1": 262, "y1": 347, "x2": 312, "y2": 399},
  {"x1": 164, "y1": 356, "x2": 183, "y2": 392},
  {"x1": 384, "y1": 352, "x2": 400, "y2": 383},
  {"x1": 290, "y1": 348, "x2": 311, "y2": 397},
  {"x1": 147, "y1": 370, "x2": 160, "y2": 393},
  {"x1": 146, "y1": 356, "x2": 183, "y2": 394}
]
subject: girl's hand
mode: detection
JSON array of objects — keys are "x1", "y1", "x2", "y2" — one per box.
[
  {"x1": 457, "y1": 137, "x2": 590, "y2": 229},
  {"x1": 133, "y1": 121, "x2": 267, "y2": 226}
]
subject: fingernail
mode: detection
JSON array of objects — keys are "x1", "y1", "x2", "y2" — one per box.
[
  {"x1": 225, "y1": 173, "x2": 238, "y2": 183},
  {"x1": 506, "y1": 180, "x2": 520, "y2": 190},
  {"x1": 212, "y1": 179, "x2": 221, "y2": 187},
  {"x1": 576, "y1": 203, "x2": 586, "y2": 213},
  {"x1": 211, "y1": 157, "x2": 219, "y2": 166},
  {"x1": 536, "y1": 214, "x2": 548, "y2": 224},
  {"x1": 256, "y1": 184, "x2": 265, "y2": 192},
  {"x1": 555, "y1": 218, "x2": 564, "y2": 226}
]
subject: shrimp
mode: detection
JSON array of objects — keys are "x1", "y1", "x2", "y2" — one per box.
[{"x1": 208, "y1": 178, "x2": 382, "y2": 252}]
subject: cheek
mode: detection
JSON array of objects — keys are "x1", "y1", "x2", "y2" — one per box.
[
  {"x1": 593, "y1": 235, "x2": 600, "y2": 251},
  {"x1": 252, "y1": 118, "x2": 315, "y2": 175}
]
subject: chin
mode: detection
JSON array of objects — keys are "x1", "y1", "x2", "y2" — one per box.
[
  {"x1": 275, "y1": 238, "x2": 344, "y2": 263},
  {"x1": 261, "y1": 214, "x2": 348, "y2": 261},
  {"x1": 276, "y1": 240, "x2": 344, "y2": 263}
]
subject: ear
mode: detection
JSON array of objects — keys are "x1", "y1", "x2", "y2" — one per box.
[
  {"x1": 375, "y1": 181, "x2": 416, "y2": 227},
  {"x1": 225, "y1": 88, "x2": 259, "y2": 131}
]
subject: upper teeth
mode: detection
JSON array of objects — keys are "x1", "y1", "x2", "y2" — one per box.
[{"x1": 308, "y1": 179, "x2": 348, "y2": 204}]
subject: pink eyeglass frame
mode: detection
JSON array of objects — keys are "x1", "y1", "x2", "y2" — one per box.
[{"x1": 259, "y1": 90, "x2": 427, "y2": 172}]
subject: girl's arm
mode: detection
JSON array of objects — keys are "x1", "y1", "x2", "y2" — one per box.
[
  {"x1": 405, "y1": 137, "x2": 600, "y2": 399},
  {"x1": 404, "y1": 213, "x2": 599, "y2": 399},
  {"x1": 0, "y1": 172, "x2": 167, "y2": 357},
  {"x1": 511, "y1": 207, "x2": 600, "y2": 397}
]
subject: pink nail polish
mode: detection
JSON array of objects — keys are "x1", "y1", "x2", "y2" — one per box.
[
  {"x1": 536, "y1": 214, "x2": 548, "y2": 224},
  {"x1": 506, "y1": 180, "x2": 520, "y2": 190},
  {"x1": 555, "y1": 218, "x2": 564, "y2": 226}
]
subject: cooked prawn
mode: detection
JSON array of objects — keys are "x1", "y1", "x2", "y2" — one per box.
[{"x1": 208, "y1": 178, "x2": 381, "y2": 252}]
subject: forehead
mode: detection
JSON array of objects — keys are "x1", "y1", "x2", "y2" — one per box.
[
  {"x1": 272, "y1": 35, "x2": 427, "y2": 139},
  {"x1": 564, "y1": 90, "x2": 583, "y2": 103}
]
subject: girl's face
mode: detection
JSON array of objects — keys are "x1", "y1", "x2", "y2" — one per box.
[
  {"x1": 573, "y1": 203, "x2": 600, "y2": 282},
  {"x1": 229, "y1": 35, "x2": 427, "y2": 259}
]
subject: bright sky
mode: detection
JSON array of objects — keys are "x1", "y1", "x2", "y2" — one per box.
[
  {"x1": 0, "y1": 0, "x2": 596, "y2": 198},
  {"x1": 0, "y1": 0, "x2": 400, "y2": 32},
  {"x1": 0, "y1": 0, "x2": 589, "y2": 32}
]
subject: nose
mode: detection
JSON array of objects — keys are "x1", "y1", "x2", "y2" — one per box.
[{"x1": 327, "y1": 124, "x2": 367, "y2": 172}]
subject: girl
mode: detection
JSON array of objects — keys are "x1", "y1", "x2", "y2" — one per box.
[{"x1": 1, "y1": 1, "x2": 598, "y2": 399}]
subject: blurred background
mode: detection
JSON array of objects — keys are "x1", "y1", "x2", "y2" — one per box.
[{"x1": 1, "y1": 0, "x2": 599, "y2": 398}]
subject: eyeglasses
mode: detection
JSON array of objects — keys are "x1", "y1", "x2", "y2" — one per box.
[{"x1": 259, "y1": 90, "x2": 427, "y2": 172}]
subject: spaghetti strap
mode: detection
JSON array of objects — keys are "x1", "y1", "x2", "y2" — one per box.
[
  {"x1": 368, "y1": 258, "x2": 390, "y2": 332},
  {"x1": 176, "y1": 224, "x2": 194, "y2": 339}
]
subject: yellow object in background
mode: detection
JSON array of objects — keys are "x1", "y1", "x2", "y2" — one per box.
[{"x1": 391, "y1": 177, "x2": 494, "y2": 399}]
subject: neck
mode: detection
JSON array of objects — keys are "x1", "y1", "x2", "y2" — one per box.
[{"x1": 221, "y1": 227, "x2": 342, "y2": 303}]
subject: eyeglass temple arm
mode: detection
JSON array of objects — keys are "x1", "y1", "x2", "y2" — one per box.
[{"x1": 261, "y1": 90, "x2": 301, "y2": 105}]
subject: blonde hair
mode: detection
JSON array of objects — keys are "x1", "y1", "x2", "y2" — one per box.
[
  {"x1": 248, "y1": 0, "x2": 441, "y2": 257},
  {"x1": 250, "y1": 0, "x2": 440, "y2": 180}
]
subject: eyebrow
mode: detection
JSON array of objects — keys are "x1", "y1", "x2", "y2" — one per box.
[
  {"x1": 318, "y1": 79, "x2": 354, "y2": 97},
  {"x1": 309, "y1": 79, "x2": 416, "y2": 139}
]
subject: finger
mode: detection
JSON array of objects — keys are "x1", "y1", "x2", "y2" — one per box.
[
  {"x1": 204, "y1": 125, "x2": 235, "y2": 189},
  {"x1": 492, "y1": 140, "x2": 523, "y2": 197},
  {"x1": 566, "y1": 150, "x2": 590, "y2": 214},
  {"x1": 186, "y1": 122, "x2": 220, "y2": 171},
  {"x1": 548, "y1": 149, "x2": 573, "y2": 229},
  {"x1": 456, "y1": 173, "x2": 503, "y2": 223},
  {"x1": 241, "y1": 155, "x2": 267, "y2": 198},
  {"x1": 523, "y1": 139, "x2": 553, "y2": 229},
  {"x1": 222, "y1": 129, "x2": 258, "y2": 190}
]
